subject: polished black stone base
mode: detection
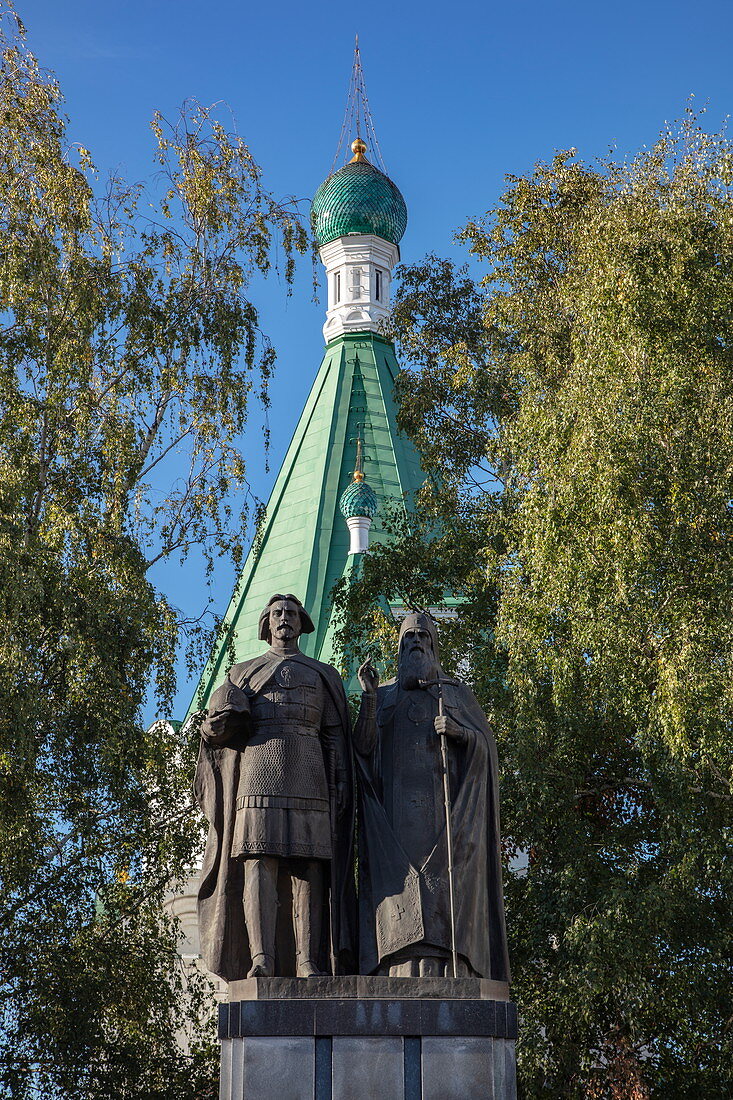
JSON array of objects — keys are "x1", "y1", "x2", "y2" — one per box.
[{"x1": 218, "y1": 978, "x2": 517, "y2": 1099}]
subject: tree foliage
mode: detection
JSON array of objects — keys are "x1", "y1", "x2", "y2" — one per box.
[
  {"x1": 336, "y1": 114, "x2": 733, "y2": 1097},
  {"x1": 0, "y1": 4, "x2": 306, "y2": 1095}
]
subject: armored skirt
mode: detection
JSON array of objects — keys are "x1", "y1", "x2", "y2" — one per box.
[{"x1": 230, "y1": 656, "x2": 338, "y2": 862}]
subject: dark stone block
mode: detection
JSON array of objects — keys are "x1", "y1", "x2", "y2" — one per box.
[
  {"x1": 225, "y1": 1002, "x2": 242, "y2": 1039},
  {"x1": 225, "y1": 994, "x2": 518, "y2": 1041},
  {"x1": 478, "y1": 999, "x2": 496, "y2": 1037},
  {"x1": 404, "y1": 1036, "x2": 422, "y2": 1100},
  {"x1": 420, "y1": 1000, "x2": 500, "y2": 1037},
  {"x1": 495, "y1": 1001, "x2": 507, "y2": 1038},
  {"x1": 314, "y1": 1036, "x2": 332, "y2": 1100},
  {"x1": 315, "y1": 998, "x2": 421, "y2": 1036},
  {"x1": 236, "y1": 999, "x2": 316, "y2": 1037}
]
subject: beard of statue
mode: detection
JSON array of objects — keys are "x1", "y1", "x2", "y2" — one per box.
[{"x1": 399, "y1": 643, "x2": 439, "y2": 691}]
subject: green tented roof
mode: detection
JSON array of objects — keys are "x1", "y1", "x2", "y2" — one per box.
[{"x1": 185, "y1": 332, "x2": 428, "y2": 716}]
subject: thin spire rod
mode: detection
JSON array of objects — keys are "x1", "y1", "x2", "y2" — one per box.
[
  {"x1": 330, "y1": 35, "x2": 387, "y2": 175},
  {"x1": 353, "y1": 433, "x2": 365, "y2": 480}
]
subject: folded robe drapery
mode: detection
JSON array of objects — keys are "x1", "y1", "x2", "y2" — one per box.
[{"x1": 355, "y1": 677, "x2": 510, "y2": 982}]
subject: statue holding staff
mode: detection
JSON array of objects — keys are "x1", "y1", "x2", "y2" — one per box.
[{"x1": 353, "y1": 613, "x2": 510, "y2": 981}]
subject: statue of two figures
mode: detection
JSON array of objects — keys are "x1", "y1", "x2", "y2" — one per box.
[{"x1": 195, "y1": 594, "x2": 510, "y2": 984}]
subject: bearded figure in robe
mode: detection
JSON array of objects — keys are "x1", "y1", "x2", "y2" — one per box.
[{"x1": 354, "y1": 613, "x2": 510, "y2": 981}]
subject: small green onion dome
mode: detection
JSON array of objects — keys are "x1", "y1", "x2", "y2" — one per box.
[
  {"x1": 312, "y1": 140, "x2": 407, "y2": 249},
  {"x1": 340, "y1": 477, "x2": 378, "y2": 519}
]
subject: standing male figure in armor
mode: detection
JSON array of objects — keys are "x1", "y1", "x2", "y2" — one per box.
[{"x1": 195, "y1": 594, "x2": 355, "y2": 980}]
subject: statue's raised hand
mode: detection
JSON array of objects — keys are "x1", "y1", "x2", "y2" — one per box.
[{"x1": 358, "y1": 659, "x2": 379, "y2": 695}]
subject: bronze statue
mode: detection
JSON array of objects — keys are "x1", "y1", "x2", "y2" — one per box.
[
  {"x1": 194, "y1": 594, "x2": 356, "y2": 980},
  {"x1": 354, "y1": 613, "x2": 510, "y2": 981}
]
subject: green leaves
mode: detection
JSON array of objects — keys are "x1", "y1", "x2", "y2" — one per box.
[
  {"x1": 339, "y1": 111, "x2": 733, "y2": 1096},
  {"x1": 0, "y1": 4, "x2": 307, "y2": 1096}
]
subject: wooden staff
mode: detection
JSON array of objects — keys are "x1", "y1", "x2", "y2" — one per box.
[{"x1": 421, "y1": 676, "x2": 460, "y2": 978}]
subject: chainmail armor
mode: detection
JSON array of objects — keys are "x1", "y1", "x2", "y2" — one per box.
[{"x1": 229, "y1": 655, "x2": 341, "y2": 860}]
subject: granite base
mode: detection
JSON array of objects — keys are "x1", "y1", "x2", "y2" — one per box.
[{"x1": 218, "y1": 977, "x2": 517, "y2": 1099}]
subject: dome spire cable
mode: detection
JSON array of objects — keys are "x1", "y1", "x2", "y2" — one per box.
[{"x1": 330, "y1": 35, "x2": 387, "y2": 176}]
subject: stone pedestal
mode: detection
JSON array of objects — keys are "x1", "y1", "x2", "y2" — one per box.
[{"x1": 218, "y1": 978, "x2": 517, "y2": 1099}]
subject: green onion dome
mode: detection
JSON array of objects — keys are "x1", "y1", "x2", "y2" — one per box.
[
  {"x1": 339, "y1": 476, "x2": 378, "y2": 519},
  {"x1": 312, "y1": 139, "x2": 407, "y2": 249}
]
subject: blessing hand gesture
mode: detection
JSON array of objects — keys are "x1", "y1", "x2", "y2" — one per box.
[{"x1": 358, "y1": 659, "x2": 379, "y2": 695}]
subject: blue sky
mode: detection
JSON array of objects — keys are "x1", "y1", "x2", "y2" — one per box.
[{"x1": 18, "y1": 0, "x2": 733, "y2": 717}]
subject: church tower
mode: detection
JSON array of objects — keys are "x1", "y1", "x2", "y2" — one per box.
[
  {"x1": 184, "y1": 60, "x2": 427, "y2": 716},
  {"x1": 168, "y1": 49, "x2": 433, "y2": 988}
]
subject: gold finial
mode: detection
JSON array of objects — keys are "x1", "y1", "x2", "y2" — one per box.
[{"x1": 350, "y1": 138, "x2": 367, "y2": 163}]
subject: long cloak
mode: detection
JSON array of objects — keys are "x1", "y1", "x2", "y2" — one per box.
[
  {"x1": 194, "y1": 651, "x2": 357, "y2": 981},
  {"x1": 356, "y1": 678, "x2": 510, "y2": 981}
]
